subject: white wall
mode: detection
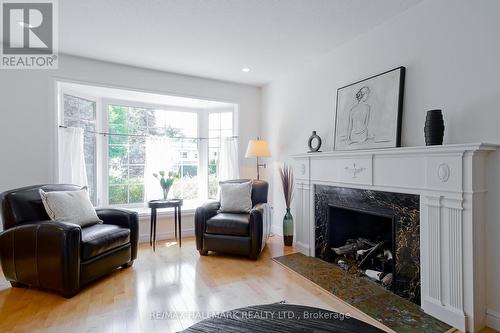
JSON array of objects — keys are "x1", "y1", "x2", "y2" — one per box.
[
  {"x1": 0, "y1": 54, "x2": 261, "y2": 238},
  {"x1": 260, "y1": 0, "x2": 500, "y2": 326}
]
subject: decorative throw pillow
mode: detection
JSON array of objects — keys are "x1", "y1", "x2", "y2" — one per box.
[
  {"x1": 218, "y1": 181, "x2": 253, "y2": 213},
  {"x1": 39, "y1": 187, "x2": 103, "y2": 227}
]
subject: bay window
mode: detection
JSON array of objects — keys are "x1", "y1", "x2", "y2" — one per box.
[{"x1": 59, "y1": 86, "x2": 236, "y2": 210}]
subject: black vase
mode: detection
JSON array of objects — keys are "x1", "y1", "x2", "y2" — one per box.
[{"x1": 424, "y1": 110, "x2": 444, "y2": 146}]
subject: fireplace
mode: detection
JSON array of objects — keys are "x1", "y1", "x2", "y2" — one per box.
[
  {"x1": 315, "y1": 185, "x2": 420, "y2": 304},
  {"x1": 292, "y1": 144, "x2": 496, "y2": 331}
]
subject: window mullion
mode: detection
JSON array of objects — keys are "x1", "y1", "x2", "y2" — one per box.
[
  {"x1": 100, "y1": 100, "x2": 110, "y2": 207},
  {"x1": 198, "y1": 111, "x2": 209, "y2": 201}
]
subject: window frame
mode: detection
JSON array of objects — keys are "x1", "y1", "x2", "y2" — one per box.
[
  {"x1": 58, "y1": 87, "x2": 104, "y2": 206},
  {"x1": 102, "y1": 98, "x2": 206, "y2": 208},
  {"x1": 207, "y1": 108, "x2": 236, "y2": 199}
]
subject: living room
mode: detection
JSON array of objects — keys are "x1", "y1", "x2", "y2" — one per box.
[{"x1": 1, "y1": 1, "x2": 499, "y2": 332}]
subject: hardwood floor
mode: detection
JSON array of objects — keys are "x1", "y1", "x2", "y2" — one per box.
[{"x1": 0, "y1": 236, "x2": 497, "y2": 333}]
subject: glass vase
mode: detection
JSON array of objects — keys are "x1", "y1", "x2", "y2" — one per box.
[
  {"x1": 162, "y1": 187, "x2": 170, "y2": 201},
  {"x1": 283, "y1": 208, "x2": 294, "y2": 246}
]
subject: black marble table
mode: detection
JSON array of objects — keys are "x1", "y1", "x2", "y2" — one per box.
[{"x1": 148, "y1": 199, "x2": 183, "y2": 251}]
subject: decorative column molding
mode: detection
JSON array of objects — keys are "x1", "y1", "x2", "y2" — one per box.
[
  {"x1": 448, "y1": 205, "x2": 464, "y2": 311},
  {"x1": 425, "y1": 194, "x2": 443, "y2": 304}
]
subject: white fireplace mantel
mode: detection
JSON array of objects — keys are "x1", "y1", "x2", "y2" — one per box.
[{"x1": 291, "y1": 143, "x2": 498, "y2": 333}]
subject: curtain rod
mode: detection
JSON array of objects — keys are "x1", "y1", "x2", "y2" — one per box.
[{"x1": 58, "y1": 125, "x2": 238, "y2": 140}]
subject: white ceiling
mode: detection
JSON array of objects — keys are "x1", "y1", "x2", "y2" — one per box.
[{"x1": 60, "y1": 0, "x2": 422, "y2": 86}]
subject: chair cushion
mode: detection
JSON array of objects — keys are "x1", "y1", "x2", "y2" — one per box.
[
  {"x1": 205, "y1": 213, "x2": 250, "y2": 236},
  {"x1": 39, "y1": 187, "x2": 102, "y2": 227},
  {"x1": 81, "y1": 224, "x2": 130, "y2": 260},
  {"x1": 218, "y1": 181, "x2": 252, "y2": 213}
]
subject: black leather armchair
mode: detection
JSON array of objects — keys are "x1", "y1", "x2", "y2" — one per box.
[
  {"x1": 195, "y1": 179, "x2": 270, "y2": 259},
  {"x1": 0, "y1": 184, "x2": 138, "y2": 297}
]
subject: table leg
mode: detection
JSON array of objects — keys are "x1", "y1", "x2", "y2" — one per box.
[
  {"x1": 174, "y1": 206, "x2": 178, "y2": 241},
  {"x1": 153, "y1": 208, "x2": 157, "y2": 252},
  {"x1": 150, "y1": 208, "x2": 154, "y2": 246},
  {"x1": 178, "y1": 205, "x2": 182, "y2": 247}
]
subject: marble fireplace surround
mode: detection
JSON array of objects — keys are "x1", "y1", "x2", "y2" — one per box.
[
  {"x1": 291, "y1": 143, "x2": 498, "y2": 333},
  {"x1": 314, "y1": 185, "x2": 421, "y2": 304}
]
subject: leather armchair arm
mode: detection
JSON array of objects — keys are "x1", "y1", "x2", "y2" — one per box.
[
  {"x1": 0, "y1": 221, "x2": 81, "y2": 297},
  {"x1": 96, "y1": 208, "x2": 139, "y2": 260},
  {"x1": 195, "y1": 201, "x2": 220, "y2": 251},
  {"x1": 249, "y1": 203, "x2": 266, "y2": 259}
]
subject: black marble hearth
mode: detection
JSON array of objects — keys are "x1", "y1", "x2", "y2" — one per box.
[{"x1": 315, "y1": 185, "x2": 420, "y2": 304}]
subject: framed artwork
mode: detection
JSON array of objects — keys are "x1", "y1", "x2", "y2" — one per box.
[{"x1": 334, "y1": 67, "x2": 405, "y2": 151}]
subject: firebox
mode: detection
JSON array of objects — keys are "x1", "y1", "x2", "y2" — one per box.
[{"x1": 328, "y1": 205, "x2": 396, "y2": 291}]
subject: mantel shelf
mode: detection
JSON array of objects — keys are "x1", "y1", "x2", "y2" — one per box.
[{"x1": 291, "y1": 142, "x2": 499, "y2": 159}]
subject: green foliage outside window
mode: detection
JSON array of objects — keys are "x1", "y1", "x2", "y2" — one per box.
[{"x1": 107, "y1": 105, "x2": 198, "y2": 205}]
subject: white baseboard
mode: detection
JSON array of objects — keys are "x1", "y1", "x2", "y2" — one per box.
[
  {"x1": 138, "y1": 228, "x2": 194, "y2": 243},
  {"x1": 487, "y1": 309, "x2": 500, "y2": 331},
  {"x1": 421, "y1": 297, "x2": 466, "y2": 332}
]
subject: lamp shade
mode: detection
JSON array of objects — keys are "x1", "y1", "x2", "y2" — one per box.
[{"x1": 245, "y1": 139, "x2": 271, "y2": 158}]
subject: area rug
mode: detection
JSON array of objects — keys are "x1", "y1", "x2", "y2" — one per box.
[
  {"x1": 181, "y1": 303, "x2": 384, "y2": 332},
  {"x1": 273, "y1": 252, "x2": 451, "y2": 333}
]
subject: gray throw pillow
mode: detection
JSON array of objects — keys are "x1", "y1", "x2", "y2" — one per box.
[
  {"x1": 39, "y1": 187, "x2": 103, "y2": 227},
  {"x1": 219, "y1": 181, "x2": 253, "y2": 213}
]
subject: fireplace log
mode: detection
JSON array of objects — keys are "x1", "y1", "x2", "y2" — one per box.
[
  {"x1": 357, "y1": 238, "x2": 377, "y2": 248},
  {"x1": 364, "y1": 269, "x2": 383, "y2": 281},
  {"x1": 332, "y1": 242, "x2": 359, "y2": 255},
  {"x1": 358, "y1": 240, "x2": 388, "y2": 268},
  {"x1": 332, "y1": 237, "x2": 378, "y2": 255},
  {"x1": 337, "y1": 259, "x2": 349, "y2": 271},
  {"x1": 356, "y1": 248, "x2": 371, "y2": 261},
  {"x1": 383, "y1": 249, "x2": 393, "y2": 260},
  {"x1": 382, "y1": 273, "x2": 393, "y2": 287}
]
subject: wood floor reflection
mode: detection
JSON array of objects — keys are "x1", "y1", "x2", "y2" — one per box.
[{"x1": 0, "y1": 235, "x2": 463, "y2": 333}]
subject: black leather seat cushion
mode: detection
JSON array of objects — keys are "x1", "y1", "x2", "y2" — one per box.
[
  {"x1": 206, "y1": 213, "x2": 250, "y2": 236},
  {"x1": 81, "y1": 224, "x2": 130, "y2": 260}
]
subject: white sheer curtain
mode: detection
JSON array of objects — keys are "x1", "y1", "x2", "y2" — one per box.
[
  {"x1": 60, "y1": 127, "x2": 88, "y2": 186},
  {"x1": 144, "y1": 136, "x2": 175, "y2": 201},
  {"x1": 218, "y1": 137, "x2": 239, "y2": 181}
]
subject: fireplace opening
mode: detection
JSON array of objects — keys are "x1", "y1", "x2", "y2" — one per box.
[
  {"x1": 328, "y1": 205, "x2": 395, "y2": 291},
  {"x1": 315, "y1": 185, "x2": 420, "y2": 303}
]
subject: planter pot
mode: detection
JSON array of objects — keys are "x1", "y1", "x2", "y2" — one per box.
[
  {"x1": 424, "y1": 110, "x2": 445, "y2": 146},
  {"x1": 283, "y1": 208, "x2": 294, "y2": 246}
]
